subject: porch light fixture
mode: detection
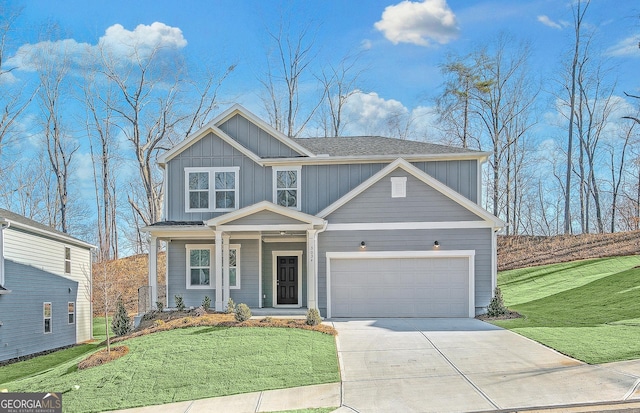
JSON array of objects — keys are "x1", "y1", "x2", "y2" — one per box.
[
  {"x1": 434, "y1": 241, "x2": 440, "y2": 248},
  {"x1": 280, "y1": 231, "x2": 286, "y2": 236},
  {"x1": 360, "y1": 241, "x2": 366, "y2": 249}
]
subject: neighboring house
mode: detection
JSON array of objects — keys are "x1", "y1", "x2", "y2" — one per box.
[
  {"x1": 0, "y1": 209, "x2": 94, "y2": 362},
  {"x1": 143, "y1": 104, "x2": 505, "y2": 318}
]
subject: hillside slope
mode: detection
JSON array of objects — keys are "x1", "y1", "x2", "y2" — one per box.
[{"x1": 498, "y1": 231, "x2": 640, "y2": 271}]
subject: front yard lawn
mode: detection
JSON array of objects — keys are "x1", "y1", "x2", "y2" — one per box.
[
  {"x1": 492, "y1": 255, "x2": 640, "y2": 364},
  {"x1": 1, "y1": 326, "x2": 340, "y2": 413}
]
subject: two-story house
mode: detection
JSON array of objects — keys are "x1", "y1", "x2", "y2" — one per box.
[
  {"x1": 143, "y1": 104, "x2": 504, "y2": 318},
  {"x1": 0, "y1": 209, "x2": 94, "y2": 362}
]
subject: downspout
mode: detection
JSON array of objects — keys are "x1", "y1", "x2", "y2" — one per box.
[{"x1": 0, "y1": 219, "x2": 10, "y2": 289}]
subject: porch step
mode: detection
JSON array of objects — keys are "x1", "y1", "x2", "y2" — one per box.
[{"x1": 250, "y1": 307, "x2": 309, "y2": 318}]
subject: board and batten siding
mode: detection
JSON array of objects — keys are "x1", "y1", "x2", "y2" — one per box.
[
  {"x1": 165, "y1": 132, "x2": 271, "y2": 222},
  {"x1": 0, "y1": 260, "x2": 78, "y2": 362},
  {"x1": 2, "y1": 227, "x2": 92, "y2": 344},
  {"x1": 166, "y1": 239, "x2": 259, "y2": 308},
  {"x1": 218, "y1": 114, "x2": 304, "y2": 158},
  {"x1": 317, "y1": 228, "x2": 493, "y2": 317},
  {"x1": 325, "y1": 171, "x2": 480, "y2": 224}
]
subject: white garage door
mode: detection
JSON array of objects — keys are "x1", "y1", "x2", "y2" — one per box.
[{"x1": 330, "y1": 255, "x2": 472, "y2": 318}]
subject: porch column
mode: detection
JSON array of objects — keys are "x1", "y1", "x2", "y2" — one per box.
[
  {"x1": 223, "y1": 234, "x2": 231, "y2": 309},
  {"x1": 215, "y1": 231, "x2": 223, "y2": 311},
  {"x1": 306, "y1": 229, "x2": 318, "y2": 310},
  {"x1": 149, "y1": 236, "x2": 158, "y2": 310}
]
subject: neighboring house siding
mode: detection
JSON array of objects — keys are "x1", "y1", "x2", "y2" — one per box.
[
  {"x1": 317, "y1": 228, "x2": 493, "y2": 317},
  {"x1": 0, "y1": 260, "x2": 78, "y2": 362},
  {"x1": 165, "y1": 133, "x2": 271, "y2": 222},
  {"x1": 218, "y1": 114, "x2": 304, "y2": 158},
  {"x1": 166, "y1": 239, "x2": 259, "y2": 308},
  {"x1": 261, "y1": 242, "x2": 307, "y2": 308},
  {"x1": 3, "y1": 228, "x2": 92, "y2": 343},
  {"x1": 325, "y1": 171, "x2": 481, "y2": 223}
]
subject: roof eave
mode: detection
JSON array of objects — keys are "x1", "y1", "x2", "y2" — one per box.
[{"x1": 263, "y1": 151, "x2": 491, "y2": 166}]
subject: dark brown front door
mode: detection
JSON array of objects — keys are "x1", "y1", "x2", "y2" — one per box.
[{"x1": 277, "y1": 256, "x2": 298, "y2": 305}]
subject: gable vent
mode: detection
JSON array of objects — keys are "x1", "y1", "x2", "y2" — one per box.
[{"x1": 391, "y1": 177, "x2": 407, "y2": 198}]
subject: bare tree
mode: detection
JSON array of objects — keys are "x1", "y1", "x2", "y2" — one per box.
[{"x1": 608, "y1": 121, "x2": 637, "y2": 232}]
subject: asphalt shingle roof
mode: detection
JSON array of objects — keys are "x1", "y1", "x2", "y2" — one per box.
[
  {"x1": 0, "y1": 208, "x2": 91, "y2": 247},
  {"x1": 294, "y1": 136, "x2": 480, "y2": 157}
]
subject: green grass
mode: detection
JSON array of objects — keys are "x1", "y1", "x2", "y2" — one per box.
[
  {"x1": 1, "y1": 326, "x2": 340, "y2": 413},
  {"x1": 493, "y1": 255, "x2": 640, "y2": 364}
]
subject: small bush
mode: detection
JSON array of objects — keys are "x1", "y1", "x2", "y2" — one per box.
[
  {"x1": 226, "y1": 298, "x2": 236, "y2": 314},
  {"x1": 112, "y1": 297, "x2": 132, "y2": 336},
  {"x1": 194, "y1": 306, "x2": 206, "y2": 317},
  {"x1": 174, "y1": 295, "x2": 185, "y2": 311},
  {"x1": 306, "y1": 308, "x2": 322, "y2": 326},
  {"x1": 487, "y1": 286, "x2": 508, "y2": 317},
  {"x1": 202, "y1": 296, "x2": 211, "y2": 311},
  {"x1": 234, "y1": 303, "x2": 251, "y2": 322},
  {"x1": 155, "y1": 301, "x2": 164, "y2": 312},
  {"x1": 153, "y1": 319, "x2": 165, "y2": 327}
]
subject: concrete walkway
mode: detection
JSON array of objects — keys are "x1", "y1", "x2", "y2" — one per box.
[{"x1": 107, "y1": 318, "x2": 640, "y2": 413}]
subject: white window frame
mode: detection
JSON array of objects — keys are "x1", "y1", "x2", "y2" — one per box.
[
  {"x1": 184, "y1": 167, "x2": 240, "y2": 213},
  {"x1": 273, "y1": 166, "x2": 302, "y2": 210},
  {"x1": 391, "y1": 176, "x2": 407, "y2": 198},
  {"x1": 226, "y1": 244, "x2": 241, "y2": 290},
  {"x1": 64, "y1": 247, "x2": 71, "y2": 274},
  {"x1": 186, "y1": 244, "x2": 215, "y2": 289},
  {"x1": 68, "y1": 301, "x2": 75, "y2": 324},
  {"x1": 43, "y1": 302, "x2": 52, "y2": 334}
]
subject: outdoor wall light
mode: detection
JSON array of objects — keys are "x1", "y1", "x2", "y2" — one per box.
[
  {"x1": 434, "y1": 241, "x2": 440, "y2": 248},
  {"x1": 360, "y1": 241, "x2": 366, "y2": 249}
]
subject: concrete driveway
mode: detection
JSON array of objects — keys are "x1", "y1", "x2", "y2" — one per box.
[{"x1": 330, "y1": 318, "x2": 640, "y2": 413}]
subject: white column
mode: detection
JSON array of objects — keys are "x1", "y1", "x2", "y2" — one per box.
[
  {"x1": 149, "y1": 236, "x2": 158, "y2": 310},
  {"x1": 0, "y1": 222, "x2": 6, "y2": 287},
  {"x1": 215, "y1": 231, "x2": 223, "y2": 311},
  {"x1": 223, "y1": 234, "x2": 231, "y2": 309},
  {"x1": 306, "y1": 229, "x2": 318, "y2": 310},
  {"x1": 258, "y1": 233, "x2": 263, "y2": 308}
]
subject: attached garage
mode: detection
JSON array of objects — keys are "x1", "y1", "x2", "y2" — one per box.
[{"x1": 327, "y1": 251, "x2": 475, "y2": 318}]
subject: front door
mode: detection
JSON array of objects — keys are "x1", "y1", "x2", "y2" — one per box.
[{"x1": 277, "y1": 256, "x2": 298, "y2": 305}]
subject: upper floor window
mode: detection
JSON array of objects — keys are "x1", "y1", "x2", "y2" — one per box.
[
  {"x1": 185, "y1": 167, "x2": 239, "y2": 212},
  {"x1": 64, "y1": 247, "x2": 71, "y2": 274},
  {"x1": 273, "y1": 167, "x2": 301, "y2": 210}
]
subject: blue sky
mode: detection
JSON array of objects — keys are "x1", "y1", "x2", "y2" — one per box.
[{"x1": 12, "y1": 0, "x2": 638, "y2": 121}]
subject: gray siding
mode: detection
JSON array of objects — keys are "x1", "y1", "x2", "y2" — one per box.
[
  {"x1": 261, "y1": 242, "x2": 307, "y2": 308},
  {"x1": 317, "y1": 228, "x2": 492, "y2": 317},
  {"x1": 229, "y1": 211, "x2": 306, "y2": 226},
  {"x1": 326, "y1": 171, "x2": 480, "y2": 223},
  {"x1": 166, "y1": 132, "x2": 271, "y2": 221},
  {"x1": 218, "y1": 114, "x2": 304, "y2": 158},
  {"x1": 166, "y1": 239, "x2": 259, "y2": 308},
  {"x1": 413, "y1": 160, "x2": 478, "y2": 203},
  {"x1": 0, "y1": 260, "x2": 78, "y2": 362}
]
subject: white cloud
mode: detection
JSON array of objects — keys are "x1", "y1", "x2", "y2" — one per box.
[
  {"x1": 537, "y1": 15, "x2": 563, "y2": 30},
  {"x1": 374, "y1": 0, "x2": 459, "y2": 47},
  {"x1": 606, "y1": 34, "x2": 640, "y2": 57}
]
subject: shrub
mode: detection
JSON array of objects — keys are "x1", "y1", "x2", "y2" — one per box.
[
  {"x1": 202, "y1": 296, "x2": 211, "y2": 311},
  {"x1": 234, "y1": 303, "x2": 251, "y2": 322},
  {"x1": 174, "y1": 295, "x2": 185, "y2": 311},
  {"x1": 226, "y1": 298, "x2": 236, "y2": 314},
  {"x1": 153, "y1": 319, "x2": 165, "y2": 327},
  {"x1": 306, "y1": 308, "x2": 322, "y2": 326},
  {"x1": 260, "y1": 316, "x2": 273, "y2": 323},
  {"x1": 194, "y1": 306, "x2": 206, "y2": 317},
  {"x1": 155, "y1": 301, "x2": 164, "y2": 312},
  {"x1": 112, "y1": 297, "x2": 132, "y2": 336},
  {"x1": 487, "y1": 287, "x2": 508, "y2": 317}
]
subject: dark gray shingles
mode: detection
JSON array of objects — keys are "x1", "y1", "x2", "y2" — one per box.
[
  {"x1": 0, "y1": 208, "x2": 90, "y2": 246},
  {"x1": 294, "y1": 136, "x2": 480, "y2": 157}
]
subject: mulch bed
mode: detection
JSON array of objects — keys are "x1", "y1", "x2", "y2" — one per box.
[
  {"x1": 78, "y1": 345, "x2": 129, "y2": 370},
  {"x1": 476, "y1": 310, "x2": 522, "y2": 321}
]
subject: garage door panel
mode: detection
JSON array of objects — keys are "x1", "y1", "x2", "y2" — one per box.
[{"x1": 330, "y1": 256, "x2": 471, "y2": 318}]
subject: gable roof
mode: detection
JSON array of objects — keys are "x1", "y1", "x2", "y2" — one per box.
[
  {"x1": 316, "y1": 158, "x2": 505, "y2": 229},
  {"x1": 0, "y1": 208, "x2": 95, "y2": 249},
  {"x1": 206, "y1": 201, "x2": 326, "y2": 229}
]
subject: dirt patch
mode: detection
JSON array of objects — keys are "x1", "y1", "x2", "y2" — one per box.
[
  {"x1": 476, "y1": 310, "x2": 522, "y2": 321},
  {"x1": 78, "y1": 345, "x2": 129, "y2": 370}
]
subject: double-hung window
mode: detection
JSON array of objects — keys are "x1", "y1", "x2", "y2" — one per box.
[
  {"x1": 43, "y1": 302, "x2": 52, "y2": 333},
  {"x1": 68, "y1": 302, "x2": 75, "y2": 324},
  {"x1": 273, "y1": 167, "x2": 301, "y2": 210},
  {"x1": 64, "y1": 247, "x2": 71, "y2": 274},
  {"x1": 226, "y1": 245, "x2": 241, "y2": 289},
  {"x1": 186, "y1": 244, "x2": 214, "y2": 289},
  {"x1": 185, "y1": 167, "x2": 239, "y2": 212}
]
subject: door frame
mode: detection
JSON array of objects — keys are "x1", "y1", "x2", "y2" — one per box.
[
  {"x1": 326, "y1": 250, "x2": 476, "y2": 318},
  {"x1": 272, "y1": 250, "x2": 303, "y2": 308}
]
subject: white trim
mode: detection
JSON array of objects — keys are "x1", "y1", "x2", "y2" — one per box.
[
  {"x1": 273, "y1": 166, "x2": 302, "y2": 211},
  {"x1": 149, "y1": 236, "x2": 158, "y2": 308},
  {"x1": 326, "y1": 250, "x2": 475, "y2": 319},
  {"x1": 262, "y1": 152, "x2": 490, "y2": 166},
  {"x1": 218, "y1": 224, "x2": 313, "y2": 232},
  {"x1": 43, "y1": 302, "x2": 52, "y2": 334},
  {"x1": 262, "y1": 236, "x2": 307, "y2": 243},
  {"x1": 272, "y1": 250, "x2": 303, "y2": 308},
  {"x1": 206, "y1": 200, "x2": 324, "y2": 228},
  {"x1": 326, "y1": 221, "x2": 495, "y2": 231},
  {"x1": 391, "y1": 176, "x2": 407, "y2": 198},
  {"x1": 185, "y1": 244, "x2": 215, "y2": 290},
  {"x1": 184, "y1": 167, "x2": 240, "y2": 213},
  {"x1": 141, "y1": 226, "x2": 213, "y2": 239},
  {"x1": 258, "y1": 235, "x2": 263, "y2": 308},
  {"x1": 316, "y1": 158, "x2": 505, "y2": 229},
  {"x1": 68, "y1": 301, "x2": 75, "y2": 324},
  {"x1": 215, "y1": 232, "x2": 223, "y2": 311},
  {"x1": 0, "y1": 220, "x2": 94, "y2": 250},
  {"x1": 227, "y1": 243, "x2": 241, "y2": 290},
  {"x1": 491, "y1": 229, "x2": 498, "y2": 294}
]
